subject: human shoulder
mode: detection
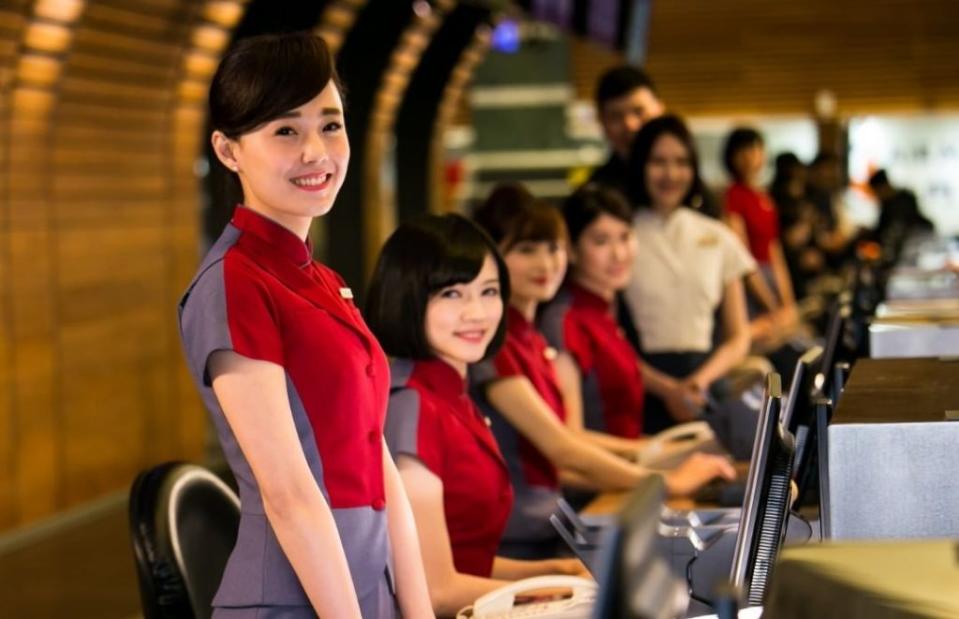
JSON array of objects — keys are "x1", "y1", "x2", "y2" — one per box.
[
  {"x1": 724, "y1": 182, "x2": 749, "y2": 199},
  {"x1": 685, "y1": 208, "x2": 736, "y2": 236},
  {"x1": 538, "y1": 287, "x2": 573, "y2": 349},
  {"x1": 631, "y1": 208, "x2": 660, "y2": 233},
  {"x1": 389, "y1": 359, "x2": 444, "y2": 421},
  {"x1": 589, "y1": 155, "x2": 628, "y2": 191},
  {"x1": 182, "y1": 241, "x2": 268, "y2": 313},
  {"x1": 679, "y1": 209, "x2": 751, "y2": 257}
]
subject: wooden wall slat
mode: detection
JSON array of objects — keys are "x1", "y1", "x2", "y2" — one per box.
[
  {"x1": 0, "y1": 0, "x2": 234, "y2": 532},
  {"x1": 11, "y1": 336, "x2": 58, "y2": 522},
  {"x1": 2, "y1": 0, "x2": 37, "y2": 530},
  {"x1": 569, "y1": 0, "x2": 959, "y2": 115},
  {"x1": 60, "y1": 368, "x2": 148, "y2": 506},
  {"x1": 68, "y1": 50, "x2": 178, "y2": 81}
]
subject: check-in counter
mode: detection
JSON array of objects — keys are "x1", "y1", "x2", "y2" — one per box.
[
  {"x1": 869, "y1": 299, "x2": 959, "y2": 358},
  {"x1": 826, "y1": 357, "x2": 959, "y2": 540}
]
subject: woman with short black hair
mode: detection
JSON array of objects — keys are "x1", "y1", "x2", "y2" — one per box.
[
  {"x1": 368, "y1": 214, "x2": 585, "y2": 617},
  {"x1": 539, "y1": 185, "x2": 648, "y2": 441}
]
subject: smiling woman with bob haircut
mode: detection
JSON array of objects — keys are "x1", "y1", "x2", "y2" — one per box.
[
  {"x1": 367, "y1": 214, "x2": 586, "y2": 617},
  {"x1": 177, "y1": 33, "x2": 431, "y2": 618}
]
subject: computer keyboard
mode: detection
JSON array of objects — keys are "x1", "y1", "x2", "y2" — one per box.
[{"x1": 693, "y1": 479, "x2": 748, "y2": 506}]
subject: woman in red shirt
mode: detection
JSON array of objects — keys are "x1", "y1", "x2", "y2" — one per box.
[
  {"x1": 367, "y1": 214, "x2": 584, "y2": 616},
  {"x1": 178, "y1": 33, "x2": 430, "y2": 618},
  {"x1": 540, "y1": 185, "x2": 647, "y2": 440},
  {"x1": 722, "y1": 128, "x2": 799, "y2": 342}
]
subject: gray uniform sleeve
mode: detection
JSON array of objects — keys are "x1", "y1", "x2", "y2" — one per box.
[
  {"x1": 384, "y1": 388, "x2": 422, "y2": 460},
  {"x1": 538, "y1": 289, "x2": 571, "y2": 352}
]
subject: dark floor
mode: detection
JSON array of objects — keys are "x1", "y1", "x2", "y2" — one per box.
[{"x1": 0, "y1": 502, "x2": 141, "y2": 619}]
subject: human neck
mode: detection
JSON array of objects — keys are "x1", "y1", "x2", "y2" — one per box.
[
  {"x1": 434, "y1": 354, "x2": 467, "y2": 378},
  {"x1": 652, "y1": 201, "x2": 679, "y2": 217},
  {"x1": 245, "y1": 203, "x2": 312, "y2": 241},
  {"x1": 510, "y1": 297, "x2": 538, "y2": 322}
]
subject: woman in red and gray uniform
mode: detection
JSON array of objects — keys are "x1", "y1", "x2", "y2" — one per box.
[
  {"x1": 368, "y1": 215, "x2": 585, "y2": 617},
  {"x1": 539, "y1": 185, "x2": 647, "y2": 440},
  {"x1": 177, "y1": 33, "x2": 431, "y2": 618}
]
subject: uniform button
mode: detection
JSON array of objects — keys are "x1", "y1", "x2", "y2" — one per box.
[
  {"x1": 372, "y1": 498, "x2": 386, "y2": 510},
  {"x1": 484, "y1": 416, "x2": 492, "y2": 427},
  {"x1": 368, "y1": 430, "x2": 378, "y2": 444},
  {"x1": 366, "y1": 364, "x2": 375, "y2": 376}
]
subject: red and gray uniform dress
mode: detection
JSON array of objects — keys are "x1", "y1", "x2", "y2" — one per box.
[
  {"x1": 177, "y1": 206, "x2": 396, "y2": 618},
  {"x1": 539, "y1": 282, "x2": 646, "y2": 439},
  {"x1": 469, "y1": 307, "x2": 566, "y2": 544},
  {"x1": 384, "y1": 358, "x2": 514, "y2": 577}
]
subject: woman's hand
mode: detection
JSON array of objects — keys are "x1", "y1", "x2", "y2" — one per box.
[
  {"x1": 544, "y1": 558, "x2": 591, "y2": 578},
  {"x1": 662, "y1": 453, "x2": 736, "y2": 497},
  {"x1": 662, "y1": 379, "x2": 704, "y2": 423},
  {"x1": 774, "y1": 303, "x2": 799, "y2": 332}
]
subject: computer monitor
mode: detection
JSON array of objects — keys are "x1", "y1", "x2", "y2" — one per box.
[
  {"x1": 590, "y1": 476, "x2": 688, "y2": 619},
  {"x1": 793, "y1": 394, "x2": 835, "y2": 512},
  {"x1": 831, "y1": 361, "x2": 851, "y2": 405},
  {"x1": 729, "y1": 373, "x2": 795, "y2": 607},
  {"x1": 781, "y1": 346, "x2": 824, "y2": 437},
  {"x1": 815, "y1": 399, "x2": 833, "y2": 539},
  {"x1": 814, "y1": 299, "x2": 850, "y2": 398}
]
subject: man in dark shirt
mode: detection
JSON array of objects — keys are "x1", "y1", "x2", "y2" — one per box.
[
  {"x1": 589, "y1": 65, "x2": 664, "y2": 195},
  {"x1": 587, "y1": 67, "x2": 666, "y2": 355},
  {"x1": 806, "y1": 152, "x2": 856, "y2": 269},
  {"x1": 868, "y1": 169, "x2": 934, "y2": 251},
  {"x1": 589, "y1": 65, "x2": 722, "y2": 219}
]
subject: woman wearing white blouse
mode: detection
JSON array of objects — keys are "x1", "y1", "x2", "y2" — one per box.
[{"x1": 622, "y1": 114, "x2": 755, "y2": 434}]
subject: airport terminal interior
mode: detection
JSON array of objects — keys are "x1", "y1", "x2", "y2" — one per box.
[{"x1": 0, "y1": 0, "x2": 958, "y2": 617}]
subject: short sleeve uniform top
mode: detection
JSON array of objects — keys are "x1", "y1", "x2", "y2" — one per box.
[
  {"x1": 624, "y1": 207, "x2": 757, "y2": 353},
  {"x1": 723, "y1": 182, "x2": 780, "y2": 264},
  {"x1": 540, "y1": 282, "x2": 645, "y2": 438},
  {"x1": 385, "y1": 358, "x2": 513, "y2": 577},
  {"x1": 177, "y1": 206, "x2": 394, "y2": 615},
  {"x1": 469, "y1": 306, "x2": 566, "y2": 541}
]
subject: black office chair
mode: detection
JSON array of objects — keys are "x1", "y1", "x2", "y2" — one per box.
[{"x1": 129, "y1": 462, "x2": 240, "y2": 619}]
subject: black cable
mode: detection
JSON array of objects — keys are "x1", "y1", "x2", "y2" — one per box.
[
  {"x1": 685, "y1": 554, "x2": 714, "y2": 609},
  {"x1": 789, "y1": 510, "x2": 814, "y2": 543}
]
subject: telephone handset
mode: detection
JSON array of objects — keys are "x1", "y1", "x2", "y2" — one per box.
[
  {"x1": 637, "y1": 421, "x2": 723, "y2": 468},
  {"x1": 456, "y1": 575, "x2": 597, "y2": 619}
]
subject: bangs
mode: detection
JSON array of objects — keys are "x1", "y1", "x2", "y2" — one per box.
[
  {"x1": 426, "y1": 227, "x2": 491, "y2": 293},
  {"x1": 503, "y1": 202, "x2": 568, "y2": 251},
  {"x1": 211, "y1": 33, "x2": 341, "y2": 138}
]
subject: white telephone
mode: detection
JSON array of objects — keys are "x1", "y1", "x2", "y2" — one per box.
[
  {"x1": 636, "y1": 421, "x2": 724, "y2": 468},
  {"x1": 456, "y1": 575, "x2": 597, "y2": 619}
]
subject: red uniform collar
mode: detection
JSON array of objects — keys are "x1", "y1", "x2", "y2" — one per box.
[
  {"x1": 231, "y1": 205, "x2": 313, "y2": 268},
  {"x1": 412, "y1": 358, "x2": 467, "y2": 400},
  {"x1": 568, "y1": 281, "x2": 613, "y2": 314}
]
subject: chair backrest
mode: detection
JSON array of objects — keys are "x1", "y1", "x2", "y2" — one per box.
[{"x1": 129, "y1": 462, "x2": 240, "y2": 619}]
